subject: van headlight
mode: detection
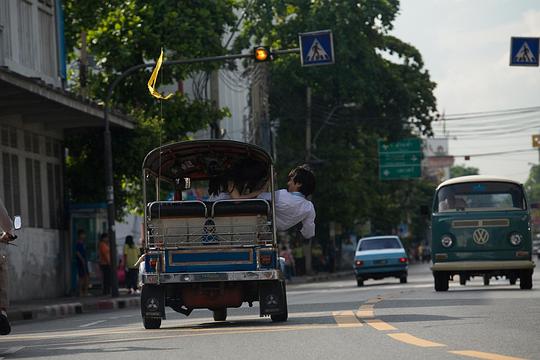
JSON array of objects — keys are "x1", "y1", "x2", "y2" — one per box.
[
  {"x1": 441, "y1": 235, "x2": 453, "y2": 248},
  {"x1": 509, "y1": 233, "x2": 523, "y2": 246}
]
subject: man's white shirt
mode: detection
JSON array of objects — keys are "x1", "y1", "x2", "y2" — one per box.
[{"x1": 258, "y1": 189, "x2": 315, "y2": 238}]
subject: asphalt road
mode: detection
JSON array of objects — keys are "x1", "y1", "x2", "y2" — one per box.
[{"x1": 1, "y1": 262, "x2": 539, "y2": 360}]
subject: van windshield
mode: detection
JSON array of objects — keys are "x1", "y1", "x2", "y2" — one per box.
[
  {"x1": 359, "y1": 238, "x2": 402, "y2": 251},
  {"x1": 436, "y1": 182, "x2": 525, "y2": 212}
]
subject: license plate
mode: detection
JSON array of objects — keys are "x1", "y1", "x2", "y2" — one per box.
[{"x1": 374, "y1": 260, "x2": 387, "y2": 265}]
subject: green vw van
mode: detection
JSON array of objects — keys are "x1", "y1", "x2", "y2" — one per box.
[{"x1": 431, "y1": 175, "x2": 535, "y2": 291}]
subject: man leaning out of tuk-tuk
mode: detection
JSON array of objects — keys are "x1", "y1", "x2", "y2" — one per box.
[{"x1": 258, "y1": 165, "x2": 316, "y2": 239}]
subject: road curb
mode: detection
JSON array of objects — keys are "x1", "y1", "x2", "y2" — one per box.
[{"x1": 9, "y1": 296, "x2": 141, "y2": 323}]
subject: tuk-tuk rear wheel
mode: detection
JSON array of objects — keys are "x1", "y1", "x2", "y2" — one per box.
[
  {"x1": 520, "y1": 270, "x2": 532, "y2": 290},
  {"x1": 434, "y1": 272, "x2": 449, "y2": 292},
  {"x1": 213, "y1": 308, "x2": 227, "y2": 321},
  {"x1": 143, "y1": 317, "x2": 161, "y2": 329}
]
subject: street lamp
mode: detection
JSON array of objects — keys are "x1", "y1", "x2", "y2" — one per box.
[{"x1": 312, "y1": 102, "x2": 358, "y2": 151}]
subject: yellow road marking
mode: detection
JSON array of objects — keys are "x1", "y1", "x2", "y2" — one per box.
[
  {"x1": 365, "y1": 318, "x2": 396, "y2": 331},
  {"x1": 387, "y1": 333, "x2": 446, "y2": 347},
  {"x1": 332, "y1": 311, "x2": 363, "y2": 327},
  {"x1": 356, "y1": 304, "x2": 374, "y2": 318},
  {"x1": 449, "y1": 350, "x2": 526, "y2": 360}
]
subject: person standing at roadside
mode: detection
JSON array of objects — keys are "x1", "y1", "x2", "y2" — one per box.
[
  {"x1": 0, "y1": 199, "x2": 16, "y2": 335},
  {"x1": 75, "y1": 229, "x2": 90, "y2": 296},
  {"x1": 98, "y1": 233, "x2": 111, "y2": 295},
  {"x1": 123, "y1": 235, "x2": 140, "y2": 294}
]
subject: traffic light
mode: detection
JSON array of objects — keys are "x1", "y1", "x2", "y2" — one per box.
[{"x1": 253, "y1": 46, "x2": 273, "y2": 62}]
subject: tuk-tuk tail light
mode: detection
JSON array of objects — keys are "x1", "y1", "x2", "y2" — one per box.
[
  {"x1": 509, "y1": 232, "x2": 523, "y2": 246},
  {"x1": 399, "y1": 257, "x2": 408, "y2": 263},
  {"x1": 355, "y1": 260, "x2": 363, "y2": 267},
  {"x1": 516, "y1": 251, "x2": 529, "y2": 257},
  {"x1": 259, "y1": 253, "x2": 273, "y2": 266}
]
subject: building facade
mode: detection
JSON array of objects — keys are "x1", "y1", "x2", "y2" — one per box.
[{"x1": 0, "y1": 0, "x2": 132, "y2": 301}]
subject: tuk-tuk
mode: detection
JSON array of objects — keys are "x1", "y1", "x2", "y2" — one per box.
[
  {"x1": 140, "y1": 140, "x2": 287, "y2": 329},
  {"x1": 431, "y1": 175, "x2": 535, "y2": 291}
]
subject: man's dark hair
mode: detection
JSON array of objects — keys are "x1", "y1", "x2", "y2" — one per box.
[
  {"x1": 77, "y1": 229, "x2": 86, "y2": 237},
  {"x1": 289, "y1": 165, "x2": 315, "y2": 197},
  {"x1": 100, "y1": 232, "x2": 109, "y2": 241}
]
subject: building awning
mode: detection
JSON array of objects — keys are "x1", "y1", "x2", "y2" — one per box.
[{"x1": 0, "y1": 67, "x2": 134, "y2": 129}]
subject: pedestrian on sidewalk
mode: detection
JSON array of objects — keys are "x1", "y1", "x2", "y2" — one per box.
[
  {"x1": 0, "y1": 198, "x2": 16, "y2": 335},
  {"x1": 123, "y1": 235, "x2": 140, "y2": 294},
  {"x1": 75, "y1": 229, "x2": 90, "y2": 296},
  {"x1": 279, "y1": 245, "x2": 295, "y2": 281},
  {"x1": 98, "y1": 233, "x2": 112, "y2": 295}
]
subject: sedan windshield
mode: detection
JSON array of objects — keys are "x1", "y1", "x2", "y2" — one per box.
[{"x1": 359, "y1": 238, "x2": 402, "y2": 251}]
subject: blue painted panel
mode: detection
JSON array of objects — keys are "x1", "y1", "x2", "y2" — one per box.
[{"x1": 171, "y1": 251, "x2": 251, "y2": 263}]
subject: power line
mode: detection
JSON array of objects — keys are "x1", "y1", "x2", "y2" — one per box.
[
  {"x1": 452, "y1": 148, "x2": 536, "y2": 158},
  {"x1": 442, "y1": 105, "x2": 540, "y2": 120}
]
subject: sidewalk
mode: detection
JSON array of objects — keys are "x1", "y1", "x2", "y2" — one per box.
[{"x1": 8, "y1": 270, "x2": 353, "y2": 323}]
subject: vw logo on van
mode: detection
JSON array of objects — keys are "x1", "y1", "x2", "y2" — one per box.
[{"x1": 472, "y1": 228, "x2": 489, "y2": 245}]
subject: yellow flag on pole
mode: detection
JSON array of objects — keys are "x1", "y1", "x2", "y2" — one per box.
[{"x1": 147, "y1": 49, "x2": 173, "y2": 100}]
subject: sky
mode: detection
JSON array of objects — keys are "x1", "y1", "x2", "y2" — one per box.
[{"x1": 391, "y1": 0, "x2": 540, "y2": 183}]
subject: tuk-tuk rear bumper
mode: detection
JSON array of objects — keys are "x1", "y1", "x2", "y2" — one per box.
[
  {"x1": 142, "y1": 270, "x2": 282, "y2": 284},
  {"x1": 431, "y1": 260, "x2": 535, "y2": 272}
]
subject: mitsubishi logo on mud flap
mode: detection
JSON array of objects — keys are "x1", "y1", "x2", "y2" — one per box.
[
  {"x1": 265, "y1": 294, "x2": 279, "y2": 306},
  {"x1": 473, "y1": 228, "x2": 489, "y2": 245},
  {"x1": 146, "y1": 298, "x2": 159, "y2": 312}
]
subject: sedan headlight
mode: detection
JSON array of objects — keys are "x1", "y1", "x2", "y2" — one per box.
[
  {"x1": 441, "y1": 235, "x2": 453, "y2": 248},
  {"x1": 509, "y1": 233, "x2": 523, "y2": 246}
]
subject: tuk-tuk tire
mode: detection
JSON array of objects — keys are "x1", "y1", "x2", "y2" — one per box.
[
  {"x1": 356, "y1": 278, "x2": 364, "y2": 287},
  {"x1": 519, "y1": 270, "x2": 532, "y2": 290},
  {"x1": 271, "y1": 282, "x2": 288, "y2": 322},
  {"x1": 143, "y1": 317, "x2": 161, "y2": 329},
  {"x1": 459, "y1": 275, "x2": 466, "y2": 286},
  {"x1": 509, "y1": 276, "x2": 517, "y2": 285},
  {"x1": 434, "y1": 272, "x2": 449, "y2": 292},
  {"x1": 213, "y1": 308, "x2": 227, "y2": 321},
  {"x1": 483, "y1": 275, "x2": 490, "y2": 286}
]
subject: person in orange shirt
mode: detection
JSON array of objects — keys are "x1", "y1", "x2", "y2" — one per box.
[{"x1": 98, "y1": 233, "x2": 111, "y2": 295}]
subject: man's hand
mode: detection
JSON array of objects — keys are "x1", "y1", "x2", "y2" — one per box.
[{"x1": 0, "y1": 232, "x2": 16, "y2": 244}]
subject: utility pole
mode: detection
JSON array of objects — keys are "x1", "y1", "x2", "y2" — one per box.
[
  {"x1": 210, "y1": 69, "x2": 221, "y2": 139},
  {"x1": 304, "y1": 85, "x2": 313, "y2": 275}
]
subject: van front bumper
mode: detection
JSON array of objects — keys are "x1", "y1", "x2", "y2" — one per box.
[
  {"x1": 142, "y1": 270, "x2": 282, "y2": 284},
  {"x1": 431, "y1": 260, "x2": 535, "y2": 272}
]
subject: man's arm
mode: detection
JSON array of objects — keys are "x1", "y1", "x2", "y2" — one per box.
[{"x1": 300, "y1": 204, "x2": 316, "y2": 239}]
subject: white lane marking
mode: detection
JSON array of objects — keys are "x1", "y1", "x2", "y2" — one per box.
[
  {"x1": 0, "y1": 346, "x2": 25, "y2": 359},
  {"x1": 79, "y1": 320, "x2": 107, "y2": 328}
]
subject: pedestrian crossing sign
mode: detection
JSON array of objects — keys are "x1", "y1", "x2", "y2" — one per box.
[
  {"x1": 299, "y1": 30, "x2": 335, "y2": 67},
  {"x1": 510, "y1": 37, "x2": 539, "y2": 66}
]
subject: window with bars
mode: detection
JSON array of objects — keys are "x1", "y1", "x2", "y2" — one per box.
[
  {"x1": 2, "y1": 152, "x2": 21, "y2": 216},
  {"x1": 1, "y1": 126, "x2": 18, "y2": 149},
  {"x1": 26, "y1": 158, "x2": 43, "y2": 227},
  {"x1": 46, "y1": 162, "x2": 63, "y2": 228}
]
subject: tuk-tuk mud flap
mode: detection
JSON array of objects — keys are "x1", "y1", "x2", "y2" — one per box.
[
  {"x1": 259, "y1": 281, "x2": 286, "y2": 316},
  {"x1": 141, "y1": 285, "x2": 166, "y2": 319}
]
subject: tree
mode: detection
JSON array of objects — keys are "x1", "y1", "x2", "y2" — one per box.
[
  {"x1": 525, "y1": 164, "x2": 540, "y2": 205},
  {"x1": 63, "y1": 0, "x2": 237, "y2": 218},
  {"x1": 237, "y1": 1, "x2": 439, "y2": 240},
  {"x1": 450, "y1": 165, "x2": 479, "y2": 178}
]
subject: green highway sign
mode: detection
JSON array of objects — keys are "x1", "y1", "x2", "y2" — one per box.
[
  {"x1": 378, "y1": 138, "x2": 423, "y2": 180},
  {"x1": 378, "y1": 138, "x2": 422, "y2": 153},
  {"x1": 379, "y1": 165, "x2": 421, "y2": 180}
]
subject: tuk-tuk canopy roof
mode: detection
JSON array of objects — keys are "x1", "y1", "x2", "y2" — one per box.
[
  {"x1": 436, "y1": 175, "x2": 521, "y2": 190},
  {"x1": 142, "y1": 140, "x2": 272, "y2": 182}
]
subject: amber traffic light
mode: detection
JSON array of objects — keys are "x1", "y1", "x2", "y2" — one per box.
[{"x1": 254, "y1": 46, "x2": 272, "y2": 62}]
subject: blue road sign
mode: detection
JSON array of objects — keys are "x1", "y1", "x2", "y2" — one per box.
[
  {"x1": 510, "y1": 37, "x2": 539, "y2": 66},
  {"x1": 299, "y1": 30, "x2": 334, "y2": 67}
]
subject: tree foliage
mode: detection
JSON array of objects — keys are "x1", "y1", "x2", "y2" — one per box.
[
  {"x1": 525, "y1": 164, "x2": 540, "y2": 205},
  {"x1": 238, "y1": 0, "x2": 439, "y2": 243},
  {"x1": 63, "y1": 0, "x2": 237, "y2": 218},
  {"x1": 450, "y1": 165, "x2": 479, "y2": 178}
]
